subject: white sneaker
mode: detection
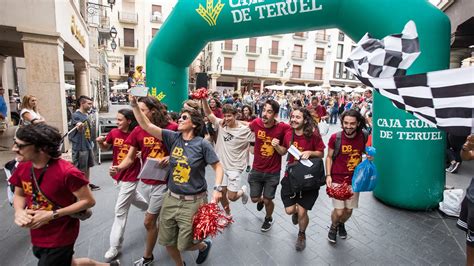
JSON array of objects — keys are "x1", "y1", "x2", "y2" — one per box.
[
  {"x1": 104, "y1": 246, "x2": 119, "y2": 261},
  {"x1": 241, "y1": 185, "x2": 249, "y2": 205}
]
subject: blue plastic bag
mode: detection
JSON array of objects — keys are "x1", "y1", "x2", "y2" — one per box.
[{"x1": 352, "y1": 147, "x2": 377, "y2": 192}]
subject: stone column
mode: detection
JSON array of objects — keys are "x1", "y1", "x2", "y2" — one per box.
[
  {"x1": 22, "y1": 33, "x2": 68, "y2": 134},
  {"x1": 210, "y1": 73, "x2": 220, "y2": 91},
  {"x1": 237, "y1": 78, "x2": 242, "y2": 92},
  {"x1": 74, "y1": 60, "x2": 90, "y2": 97},
  {"x1": 259, "y1": 79, "x2": 266, "y2": 93}
]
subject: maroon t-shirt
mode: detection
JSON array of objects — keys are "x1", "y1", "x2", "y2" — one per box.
[
  {"x1": 249, "y1": 118, "x2": 290, "y2": 173},
  {"x1": 283, "y1": 130, "x2": 326, "y2": 165},
  {"x1": 125, "y1": 122, "x2": 178, "y2": 185},
  {"x1": 328, "y1": 131, "x2": 365, "y2": 184},
  {"x1": 212, "y1": 108, "x2": 223, "y2": 118},
  {"x1": 9, "y1": 159, "x2": 89, "y2": 248},
  {"x1": 105, "y1": 128, "x2": 141, "y2": 182}
]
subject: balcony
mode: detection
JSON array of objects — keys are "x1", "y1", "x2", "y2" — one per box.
[
  {"x1": 291, "y1": 51, "x2": 307, "y2": 60},
  {"x1": 315, "y1": 33, "x2": 329, "y2": 42},
  {"x1": 293, "y1": 32, "x2": 308, "y2": 40},
  {"x1": 268, "y1": 48, "x2": 284, "y2": 58},
  {"x1": 150, "y1": 11, "x2": 163, "y2": 23},
  {"x1": 119, "y1": 38, "x2": 139, "y2": 49},
  {"x1": 246, "y1": 46, "x2": 262, "y2": 56},
  {"x1": 314, "y1": 54, "x2": 325, "y2": 61},
  {"x1": 219, "y1": 66, "x2": 283, "y2": 77},
  {"x1": 97, "y1": 16, "x2": 111, "y2": 39},
  {"x1": 291, "y1": 72, "x2": 316, "y2": 80},
  {"x1": 118, "y1": 11, "x2": 138, "y2": 24},
  {"x1": 221, "y1": 43, "x2": 238, "y2": 54}
]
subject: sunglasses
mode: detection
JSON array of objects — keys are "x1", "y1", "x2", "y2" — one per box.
[
  {"x1": 180, "y1": 115, "x2": 189, "y2": 121},
  {"x1": 13, "y1": 141, "x2": 34, "y2": 149}
]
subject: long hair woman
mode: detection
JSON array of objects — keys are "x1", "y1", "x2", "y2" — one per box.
[{"x1": 20, "y1": 95, "x2": 45, "y2": 125}]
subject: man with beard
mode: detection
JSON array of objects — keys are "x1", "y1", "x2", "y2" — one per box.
[
  {"x1": 309, "y1": 96, "x2": 328, "y2": 123},
  {"x1": 325, "y1": 109, "x2": 367, "y2": 244},
  {"x1": 248, "y1": 99, "x2": 290, "y2": 232},
  {"x1": 201, "y1": 98, "x2": 253, "y2": 218},
  {"x1": 273, "y1": 108, "x2": 325, "y2": 251}
]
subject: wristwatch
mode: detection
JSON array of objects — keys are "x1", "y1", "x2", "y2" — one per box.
[
  {"x1": 52, "y1": 209, "x2": 59, "y2": 220},
  {"x1": 213, "y1": 185, "x2": 223, "y2": 192}
]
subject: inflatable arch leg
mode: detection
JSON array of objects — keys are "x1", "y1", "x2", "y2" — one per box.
[{"x1": 147, "y1": 0, "x2": 450, "y2": 210}]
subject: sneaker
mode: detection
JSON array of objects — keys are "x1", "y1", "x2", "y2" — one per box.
[
  {"x1": 327, "y1": 224, "x2": 338, "y2": 244},
  {"x1": 445, "y1": 163, "x2": 455, "y2": 172},
  {"x1": 295, "y1": 232, "x2": 306, "y2": 251},
  {"x1": 104, "y1": 246, "x2": 119, "y2": 261},
  {"x1": 450, "y1": 162, "x2": 461, "y2": 173},
  {"x1": 133, "y1": 255, "x2": 154, "y2": 266},
  {"x1": 256, "y1": 201, "x2": 264, "y2": 211},
  {"x1": 241, "y1": 185, "x2": 249, "y2": 205},
  {"x1": 291, "y1": 213, "x2": 298, "y2": 225},
  {"x1": 110, "y1": 260, "x2": 120, "y2": 266},
  {"x1": 246, "y1": 166, "x2": 251, "y2": 172},
  {"x1": 89, "y1": 183, "x2": 101, "y2": 191},
  {"x1": 196, "y1": 239, "x2": 212, "y2": 264},
  {"x1": 338, "y1": 223, "x2": 347, "y2": 239},
  {"x1": 261, "y1": 216, "x2": 273, "y2": 232}
]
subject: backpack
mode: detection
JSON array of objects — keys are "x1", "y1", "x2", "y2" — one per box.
[{"x1": 332, "y1": 129, "x2": 370, "y2": 161}]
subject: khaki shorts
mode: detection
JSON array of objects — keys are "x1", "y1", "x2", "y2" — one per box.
[
  {"x1": 158, "y1": 192, "x2": 207, "y2": 251},
  {"x1": 141, "y1": 183, "x2": 167, "y2": 215},
  {"x1": 222, "y1": 170, "x2": 243, "y2": 192},
  {"x1": 332, "y1": 184, "x2": 360, "y2": 209}
]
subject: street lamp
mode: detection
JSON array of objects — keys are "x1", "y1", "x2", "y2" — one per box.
[
  {"x1": 87, "y1": 0, "x2": 116, "y2": 14},
  {"x1": 109, "y1": 26, "x2": 118, "y2": 52}
]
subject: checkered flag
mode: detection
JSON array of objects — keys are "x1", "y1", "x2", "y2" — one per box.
[
  {"x1": 345, "y1": 21, "x2": 474, "y2": 136},
  {"x1": 345, "y1": 21, "x2": 420, "y2": 79}
]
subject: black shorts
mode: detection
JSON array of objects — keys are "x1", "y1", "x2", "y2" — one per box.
[
  {"x1": 32, "y1": 245, "x2": 74, "y2": 266},
  {"x1": 280, "y1": 178, "x2": 319, "y2": 210},
  {"x1": 457, "y1": 196, "x2": 474, "y2": 247},
  {"x1": 248, "y1": 169, "x2": 280, "y2": 199}
]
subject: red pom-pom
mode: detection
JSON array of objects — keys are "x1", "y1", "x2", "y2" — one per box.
[
  {"x1": 192, "y1": 203, "x2": 233, "y2": 241},
  {"x1": 191, "y1": 88, "x2": 208, "y2": 99},
  {"x1": 326, "y1": 182, "x2": 354, "y2": 201}
]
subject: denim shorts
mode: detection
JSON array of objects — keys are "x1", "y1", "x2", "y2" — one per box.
[{"x1": 248, "y1": 169, "x2": 280, "y2": 199}]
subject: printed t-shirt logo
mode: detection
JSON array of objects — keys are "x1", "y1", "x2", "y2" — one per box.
[
  {"x1": 342, "y1": 144, "x2": 361, "y2": 171},
  {"x1": 171, "y1": 147, "x2": 191, "y2": 183},
  {"x1": 22, "y1": 181, "x2": 54, "y2": 211},
  {"x1": 117, "y1": 145, "x2": 129, "y2": 164},
  {"x1": 223, "y1": 132, "x2": 234, "y2": 142},
  {"x1": 257, "y1": 130, "x2": 274, "y2": 157},
  {"x1": 196, "y1": 0, "x2": 225, "y2": 26}
]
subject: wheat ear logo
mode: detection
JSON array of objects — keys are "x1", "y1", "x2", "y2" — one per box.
[{"x1": 196, "y1": 0, "x2": 225, "y2": 26}]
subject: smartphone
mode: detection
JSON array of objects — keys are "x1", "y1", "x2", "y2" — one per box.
[{"x1": 130, "y1": 86, "x2": 149, "y2": 97}]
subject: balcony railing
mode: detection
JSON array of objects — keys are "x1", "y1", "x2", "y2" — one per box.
[
  {"x1": 291, "y1": 72, "x2": 318, "y2": 80},
  {"x1": 119, "y1": 38, "x2": 139, "y2": 49},
  {"x1": 150, "y1": 11, "x2": 163, "y2": 23},
  {"x1": 314, "y1": 54, "x2": 325, "y2": 61},
  {"x1": 293, "y1": 32, "x2": 308, "y2": 39},
  {"x1": 118, "y1": 11, "x2": 138, "y2": 24},
  {"x1": 246, "y1": 46, "x2": 262, "y2": 55},
  {"x1": 268, "y1": 48, "x2": 284, "y2": 57},
  {"x1": 221, "y1": 43, "x2": 238, "y2": 53},
  {"x1": 314, "y1": 74, "x2": 323, "y2": 80},
  {"x1": 315, "y1": 33, "x2": 329, "y2": 42},
  {"x1": 219, "y1": 66, "x2": 283, "y2": 77},
  {"x1": 291, "y1": 51, "x2": 307, "y2": 60}
]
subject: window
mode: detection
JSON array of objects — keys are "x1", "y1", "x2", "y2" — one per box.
[
  {"x1": 248, "y1": 38, "x2": 257, "y2": 53},
  {"x1": 336, "y1": 44, "x2": 343, "y2": 59},
  {"x1": 224, "y1": 40, "x2": 233, "y2": 51},
  {"x1": 224, "y1": 57, "x2": 232, "y2": 70},
  {"x1": 124, "y1": 55, "x2": 135, "y2": 73},
  {"x1": 334, "y1": 62, "x2": 343, "y2": 79},
  {"x1": 152, "y1": 28, "x2": 159, "y2": 38},
  {"x1": 124, "y1": 28, "x2": 135, "y2": 47},
  {"x1": 293, "y1": 44, "x2": 303, "y2": 58},
  {"x1": 270, "y1": 40, "x2": 279, "y2": 55},
  {"x1": 292, "y1": 65, "x2": 301, "y2": 78},
  {"x1": 315, "y1": 48, "x2": 324, "y2": 60},
  {"x1": 152, "y1": 4, "x2": 162, "y2": 14},
  {"x1": 270, "y1": 62, "x2": 278, "y2": 74},
  {"x1": 295, "y1": 32, "x2": 305, "y2": 37},
  {"x1": 314, "y1": 67, "x2": 323, "y2": 80},
  {"x1": 248, "y1": 59, "x2": 255, "y2": 72},
  {"x1": 338, "y1": 31, "x2": 345, "y2": 42}
]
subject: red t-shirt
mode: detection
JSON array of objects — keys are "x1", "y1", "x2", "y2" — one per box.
[
  {"x1": 9, "y1": 159, "x2": 89, "y2": 248},
  {"x1": 328, "y1": 131, "x2": 365, "y2": 184},
  {"x1": 105, "y1": 128, "x2": 141, "y2": 182},
  {"x1": 283, "y1": 130, "x2": 326, "y2": 165},
  {"x1": 249, "y1": 118, "x2": 290, "y2": 173},
  {"x1": 125, "y1": 122, "x2": 178, "y2": 185},
  {"x1": 212, "y1": 108, "x2": 223, "y2": 118}
]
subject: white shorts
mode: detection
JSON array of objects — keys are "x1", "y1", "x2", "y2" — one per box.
[
  {"x1": 222, "y1": 170, "x2": 244, "y2": 193},
  {"x1": 332, "y1": 185, "x2": 360, "y2": 209},
  {"x1": 141, "y1": 183, "x2": 167, "y2": 215}
]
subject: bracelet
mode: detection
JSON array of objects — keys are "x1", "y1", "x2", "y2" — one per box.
[{"x1": 326, "y1": 174, "x2": 331, "y2": 177}]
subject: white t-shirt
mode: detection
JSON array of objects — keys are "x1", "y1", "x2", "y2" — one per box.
[
  {"x1": 20, "y1": 108, "x2": 41, "y2": 125},
  {"x1": 213, "y1": 118, "x2": 254, "y2": 171}
]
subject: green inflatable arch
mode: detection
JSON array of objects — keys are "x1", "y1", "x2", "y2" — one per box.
[{"x1": 147, "y1": 0, "x2": 451, "y2": 210}]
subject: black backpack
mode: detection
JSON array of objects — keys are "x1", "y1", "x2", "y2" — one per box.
[{"x1": 332, "y1": 129, "x2": 369, "y2": 161}]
